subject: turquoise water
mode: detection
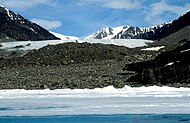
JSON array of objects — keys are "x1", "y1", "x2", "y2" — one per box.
[{"x1": 0, "y1": 114, "x2": 190, "y2": 123}]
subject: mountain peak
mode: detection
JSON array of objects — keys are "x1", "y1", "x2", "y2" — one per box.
[
  {"x1": 85, "y1": 26, "x2": 128, "y2": 39},
  {"x1": 85, "y1": 25, "x2": 154, "y2": 40},
  {"x1": 0, "y1": 5, "x2": 23, "y2": 22},
  {"x1": 0, "y1": 5, "x2": 59, "y2": 41}
]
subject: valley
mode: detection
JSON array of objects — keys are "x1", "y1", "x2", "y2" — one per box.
[{"x1": 0, "y1": 5, "x2": 190, "y2": 89}]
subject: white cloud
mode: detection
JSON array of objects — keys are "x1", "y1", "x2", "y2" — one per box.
[
  {"x1": 145, "y1": 0, "x2": 190, "y2": 25},
  {"x1": 79, "y1": 0, "x2": 142, "y2": 10},
  {"x1": 31, "y1": 19, "x2": 62, "y2": 30},
  {"x1": 104, "y1": 0, "x2": 142, "y2": 9},
  {"x1": 0, "y1": 0, "x2": 57, "y2": 9}
]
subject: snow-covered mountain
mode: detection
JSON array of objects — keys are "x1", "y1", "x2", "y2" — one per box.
[
  {"x1": 50, "y1": 31, "x2": 79, "y2": 40},
  {"x1": 113, "y1": 25, "x2": 165, "y2": 39},
  {"x1": 0, "y1": 5, "x2": 59, "y2": 41},
  {"x1": 85, "y1": 25, "x2": 166, "y2": 40},
  {"x1": 85, "y1": 26, "x2": 127, "y2": 39},
  {"x1": 86, "y1": 11, "x2": 190, "y2": 40}
]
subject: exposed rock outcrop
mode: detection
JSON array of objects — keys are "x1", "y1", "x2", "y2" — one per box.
[{"x1": 123, "y1": 40, "x2": 190, "y2": 87}]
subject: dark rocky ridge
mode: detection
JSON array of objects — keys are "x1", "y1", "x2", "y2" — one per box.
[
  {"x1": 145, "y1": 25, "x2": 190, "y2": 48},
  {"x1": 0, "y1": 6, "x2": 59, "y2": 42},
  {"x1": 123, "y1": 40, "x2": 190, "y2": 87}
]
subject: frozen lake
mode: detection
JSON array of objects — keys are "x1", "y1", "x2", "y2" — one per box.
[{"x1": 0, "y1": 86, "x2": 190, "y2": 116}]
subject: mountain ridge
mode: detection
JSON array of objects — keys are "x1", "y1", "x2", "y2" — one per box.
[
  {"x1": 85, "y1": 11, "x2": 190, "y2": 41},
  {"x1": 85, "y1": 24, "x2": 168, "y2": 40},
  {"x1": 0, "y1": 5, "x2": 60, "y2": 42}
]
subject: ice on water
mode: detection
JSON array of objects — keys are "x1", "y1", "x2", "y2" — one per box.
[{"x1": 0, "y1": 86, "x2": 190, "y2": 116}]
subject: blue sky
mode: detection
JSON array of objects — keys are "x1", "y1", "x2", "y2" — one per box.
[{"x1": 1, "y1": 0, "x2": 190, "y2": 37}]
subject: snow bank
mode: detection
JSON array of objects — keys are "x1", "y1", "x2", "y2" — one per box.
[{"x1": 0, "y1": 85, "x2": 189, "y2": 99}]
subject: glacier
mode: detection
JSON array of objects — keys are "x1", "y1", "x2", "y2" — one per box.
[{"x1": 0, "y1": 39, "x2": 153, "y2": 51}]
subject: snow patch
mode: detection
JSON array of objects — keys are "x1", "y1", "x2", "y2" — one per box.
[
  {"x1": 141, "y1": 46, "x2": 165, "y2": 51},
  {"x1": 164, "y1": 61, "x2": 180, "y2": 67},
  {"x1": 181, "y1": 49, "x2": 190, "y2": 53},
  {"x1": 3, "y1": 6, "x2": 14, "y2": 20},
  {"x1": 165, "y1": 62, "x2": 174, "y2": 66},
  {"x1": 29, "y1": 28, "x2": 35, "y2": 32}
]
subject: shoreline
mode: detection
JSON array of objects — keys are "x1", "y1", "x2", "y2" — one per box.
[{"x1": 1, "y1": 85, "x2": 190, "y2": 97}]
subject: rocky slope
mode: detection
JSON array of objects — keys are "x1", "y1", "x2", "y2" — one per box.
[
  {"x1": 0, "y1": 42, "x2": 158, "y2": 89},
  {"x1": 123, "y1": 40, "x2": 190, "y2": 87},
  {"x1": 0, "y1": 5, "x2": 59, "y2": 42}
]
